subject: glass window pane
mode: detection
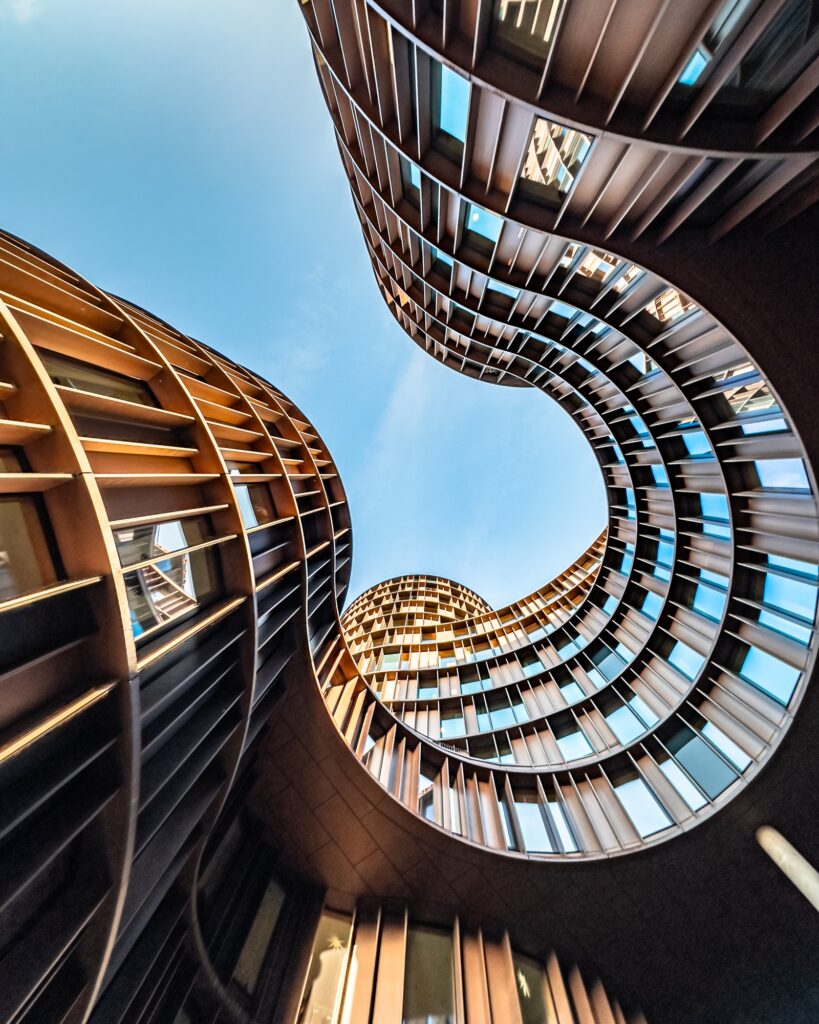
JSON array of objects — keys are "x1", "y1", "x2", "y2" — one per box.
[
  {"x1": 123, "y1": 546, "x2": 218, "y2": 639},
  {"x1": 235, "y1": 482, "x2": 275, "y2": 529},
  {"x1": 438, "y1": 64, "x2": 469, "y2": 143},
  {"x1": 659, "y1": 758, "x2": 708, "y2": 812},
  {"x1": 756, "y1": 458, "x2": 810, "y2": 491},
  {"x1": 297, "y1": 910, "x2": 353, "y2": 1024},
  {"x1": 668, "y1": 640, "x2": 705, "y2": 680},
  {"x1": 702, "y1": 721, "x2": 752, "y2": 772},
  {"x1": 519, "y1": 116, "x2": 592, "y2": 208},
  {"x1": 493, "y1": 0, "x2": 563, "y2": 66},
  {"x1": 606, "y1": 704, "x2": 643, "y2": 744},
  {"x1": 548, "y1": 797, "x2": 578, "y2": 852},
  {"x1": 513, "y1": 793, "x2": 553, "y2": 853},
  {"x1": 114, "y1": 517, "x2": 208, "y2": 568},
  {"x1": 514, "y1": 954, "x2": 550, "y2": 1024},
  {"x1": 402, "y1": 925, "x2": 455, "y2": 1024},
  {"x1": 739, "y1": 646, "x2": 800, "y2": 705},
  {"x1": 43, "y1": 350, "x2": 157, "y2": 406},
  {"x1": 614, "y1": 776, "x2": 671, "y2": 837},
  {"x1": 0, "y1": 496, "x2": 59, "y2": 600},
  {"x1": 232, "y1": 877, "x2": 286, "y2": 996},
  {"x1": 465, "y1": 203, "x2": 502, "y2": 243},
  {"x1": 668, "y1": 726, "x2": 737, "y2": 799},
  {"x1": 556, "y1": 728, "x2": 592, "y2": 761}
]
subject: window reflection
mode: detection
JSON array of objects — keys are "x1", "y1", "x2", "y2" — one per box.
[
  {"x1": 493, "y1": 0, "x2": 564, "y2": 67},
  {"x1": 520, "y1": 117, "x2": 591, "y2": 208},
  {"x1": 297, "y1": 910, "x2": 352, "y2": 1024},
  {"x1": 235, "y1": 481, "x2": 276, "y2": 529},
  {"x1": 0, "y1": 494, "x2": 60, "y2": 601},
  {"x1": 115, "y1": 517, "x2": 219, "y2": 639},
  {"x1": 43, "y1": 350, "x2": 157, "y2": 406},
  {"x1": 402, "y1": 925, "x2": 455, "y2": 1024}
]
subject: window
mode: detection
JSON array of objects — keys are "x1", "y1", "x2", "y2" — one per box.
[
  {"x1": 668, "y1": 640, "x2": 704, "y2": 680},
  {"x1": 763, "y1": 570, "x2": 817, "y2": 621},
  {"x1": 519, "y1": 116, "x2": 592, "y2": 208},
  {"x1": 492, "y1": 0, "x2": 563, "y2": 67},
  {"x1": 692, "y1": 581, "x2": 726, "y2": 621},
  {"x1": 486, "y1": 277, "x2": 520, "y2": 302},
  {"x1": 668, "y1": 725, "x2": 737, "y2": 799},
  {"x1": 739, "y1": 645, "x2": 800, "y2": 705},
  {"x1": 755, "y1": 458, "x2": 810, "y2": 491},
  {"x1": 0, "y1": 495, "x2": 60, "y2": 601},
  {"x1": 514, "y1": 955, "x2": 551, "y2": 1024},
  {"x1": 683, "y1": 431, "x2": 712, "y2": 458},
  {"x1": 702, "y1": 721, "x2": 752, "y2": 772},
  {"x1": 296, "y1": 910, "x2": 353, "y2": 1024},
  {"x1": 589, "y1": 645, "x2": 625, "y2": 681},
  {"x1": 659, "y1": 758, "x2": 708, "y2": 812},
  {"x1": 487, "y1": 694, "x2": 518, "y2": 730},
  {"x1": 235, "y1": 482, "x2": 275, "y2": 529},
  {"x1": 464, "y1": 203, "x2": 502, "y2": 244},
  {"x1": 43, "y1": 351, "x2": 157, "y2": 406},
  {"x1": 232, "y1": 877, "x2": 286, "y2": 997},
  {"x1": 628, "y1": 693, "x2": 658, "y2": 726},
  {"x1": 548, "y1": 795, "x2": 577, "y2": 852},
  {"x1": 432, "y1": 245, "x2": 453, "y2": 269},
  {"x1": 519, "y1": 652, "x2": 543, "y2": 677},
  {"x1": 560, "y1": 680, "x2": 584, "y2": 704},
  {"x1": 679, "y1": 48, "x2": 709, "y2": 85},
  {"x1": 614, "y1": 776, "x2": 671, "y2": 838},
  {"x1": 606, "y1": 704, "x2": 644, "y2": 744},
  {"x1": 513, "y1": 793, "x2": 553, "y2": 853},
  {"x1": 115, "y1": 517, "x2": 219, "y2": 639},
  {"x1": 556, "y1": 727, "x2": 592, "y2": 761},
  {"x1": 436, "y1": 63, "x2": 469, "y2": 145},
  {"x1": 642, "y1": 590, "x2": 663, "y2": 620},
  {"x1": 440, "y1": 707, "x2": 465, "y2": 739},
  {"x1": 403, "y1": 926, "x2": 455, "y2": 1024},
  {"x1": 645, "y1": 287, "x2": 696, "y2": 325}
]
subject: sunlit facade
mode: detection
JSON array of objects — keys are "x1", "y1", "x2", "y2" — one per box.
[
  {"x1": 294, "y1": 0, "x2": 819, "y2": 1021},
  {"x1": 2, "y1": 0, "x2": 819, "y2": 1020}
]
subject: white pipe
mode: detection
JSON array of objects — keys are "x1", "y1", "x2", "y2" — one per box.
[{"x1": 756, "y1": 826, "x2": 819, "y2": 912}]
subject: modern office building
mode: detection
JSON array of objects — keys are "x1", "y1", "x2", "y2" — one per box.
[
  {"x1": 292, "y1": 0, "x2": 819, "y2": 1021},
  {"x1": 1, "y1": 0, "x2": 819, "y2": 1021}
]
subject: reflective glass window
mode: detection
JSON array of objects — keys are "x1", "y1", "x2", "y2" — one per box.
[
  {"x1": 43, "y1": 350, "x2": 157, "y2": 406},
  {"x1": 0, "y1": 495, "x2": 60, "y2": 601},
  {"x1": 739, "y1": 645, "x2": 800, "y2": 705},
  {"x1": 668, "y1": 640, "x2": 705, "y2": 680},
  {"x1": 756, "y1": 458, "x2": 810, "y2": 491},
  {"x1": 606, "y1": 704, "x2": 643, "y2": 744},
  {"x1": 519, "y1": 116, "x2": 592, "y2": 208},
  {"x1": 668, "y1": 725, "x2": 737, "y2": 799},
  {"x1": 403, "y1": 926, "x2": 455, "y2": 1024},
  {"x1": 556, "y1": 727, "x2": 592, "y2": 761},
  {"x1": 297, "y1": 910, "x2": 353, "y2": 1024},
  {"x1": 514, "y1": 793, "x2": 553, "y2": 852},
  {"x1": 702, "y1": 721, "x2": 752, "y2": 771},
  {"x1": 232, "y1": 877, "x2": 286, "y2": 997},
  {"x1": 437, "y1": 63, "x2": 469, "y2": 144},
  {"x1": 614, "y1": 776, "x2": 671, "y2": 837}
]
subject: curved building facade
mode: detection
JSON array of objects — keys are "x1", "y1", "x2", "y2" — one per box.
[
  {"x1": 1, "y1": 1, "x2": 819, "y2": 1021},
  {"x1": 291, "y1": 0, "x2": 819, "y2": 1021},
  {"x1": 0, "y1": 231, "x2": 639, "y2": 1023}
]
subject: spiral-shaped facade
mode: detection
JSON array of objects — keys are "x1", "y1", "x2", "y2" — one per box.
[
  {"x1": 1, "y1": 1, "x2": 819, "y2": 1022},
  {"x1": 300, "y1": 0, "x2": 819, "y2": 862}
]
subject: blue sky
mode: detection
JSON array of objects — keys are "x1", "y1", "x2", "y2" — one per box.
[{"x1": 0, "y1": 0, "x2": 606, "y2": 607}]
